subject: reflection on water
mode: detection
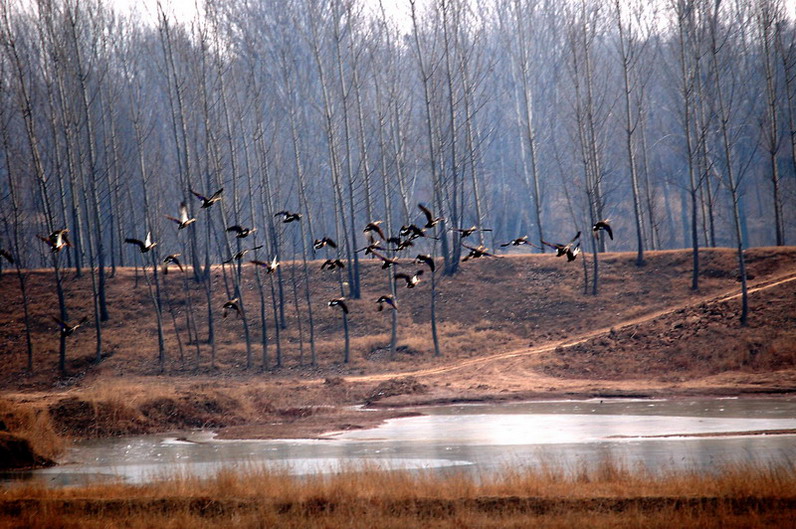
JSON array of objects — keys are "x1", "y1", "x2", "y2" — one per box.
[{"x1": 4, "y1": 398, "x2": 796, "y2": 487}]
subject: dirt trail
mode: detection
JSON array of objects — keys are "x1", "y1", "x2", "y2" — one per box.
[{"x1": 342, "y1": 271, "x2": 796, "y2": 384}]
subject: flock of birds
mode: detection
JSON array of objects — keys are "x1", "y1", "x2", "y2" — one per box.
[{"x1": 0, "y1": 187, "x2": 614, "y2": 338}]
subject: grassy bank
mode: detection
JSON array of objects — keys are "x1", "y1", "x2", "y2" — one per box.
[{"x1": 2, "y1": 461, "x2": 795, "y2": 528}]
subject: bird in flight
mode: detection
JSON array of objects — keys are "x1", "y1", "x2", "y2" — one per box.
[
  {"x1": 191, "y1": 188, "x2": 223, "y2": 209},
  {"x1": 37, "y1": 229, "x2": 72, "y2": 253},
  {"x1": 376, "y1": 294, "x2": 398, "y2": 311},
  {"x1": 541, "y1": 232, "x2": 582, "y2": 262},
  {"x1": 161, "y1": 253, "x2": 184, "y2": 275},
  {"x1": 226, "y1": 225, "x2": 256, "y2": 238},
  {"x1": 313, "y1": 237, "x2": 337, "y2": 250},
  {"x1": 461, "y1": 243, "x2": 497, "y2": 261},
  {"x1": 418, "y1": 203, "x2": 444, "y2": 229},
  {"x1": 413, "y1": 253, "x2": 435, "y2": 273},
  {"x1": 321, "y1": 258, "x2": 345, "y2": 271},
  {"x1": 165, "y1": 202, "x2": 196, "y2": 230},
  {"x1": 222, "y1": 298, "x2": 241, "y2": 318},
  {"x1": 52, "y1": 315, "x2": 89, "y2": 337},
  {"x1": 125, "y1": 231, "x2": 157, "y2": 253},
  {"x1": 275, "y1": 210, "x2": 302, "y2": 223},
  {"x1": 363, "y1": 220, "x2": 386, "y2": 240},
  {"x1": 251, "y1": 256, "x2": 279, "y2": 273},
  {"x1": 592, "y1": 220, "x2": 613, "y2": 240},
  {"x1": 394, "y1": 270, "x2": 424, "y2": 288},
  {"x1": 328, "y1": 297, "x2": 349, "y2": 314}
]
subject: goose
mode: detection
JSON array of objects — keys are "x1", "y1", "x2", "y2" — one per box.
[
  {"x1": 413, "y1": 253, "x2": 435, "y2": 272},
  {"x1": 389, "y1": 237, "x2": 415, "y2": 252},
  {"x1": 37, "y1": 229, "x2": 71, "y2": 253},
  {"x1": 541, "y1": 232, "x2": 581, "y2": 257},
  {"x1": 592, "y1": 220, "x2": 613, "y2": 240},
  {"x1": 376, "y1": 294, "x2": 398, "y2": 311},
  {"x1": 275, "y1": 210, "x2": 302, "y2": 223},
  {"x1": 165, "y1": 202, "x2": 196, "y2": 229},
  {"x1": 394, "y1": 269, "x2": 423, "y2": 288},
  {"x1": 52, "y1": 315, "x2": 89, "y2": 337},
  {"x1": 418, "y1": 203, "x2": 444, "y2": 229},
  {"x1": 226, "y1": 225, "x2": 256, "y2": 238},
  {"x1": 222, "y1": 298, "x2": 241, "y2": 318},
  {"x1": 461, "y1": 243, "x2": 497, "y2": 261},
  {"x1": 566, "y1": 241, "x2": 581, "y2": 262},
  {"x1": 161, "y1": 253, "x2": 184, "y2": 275},
  {"x1": 452, "y1": 225, "x2": 492, "y2": 238},
  {"x1": 0, "y1": 248, "x2": 14, "y2": 264},
  {"x1": 363, "y1": 220, "x2": 386, "y2": 240},
  {"x1": 125, "y1": 231, "x2": 157, "y2": 253},
  {"x1": 500, "y1": 236, "x2": 529, "y2": 247},
  {"x1": 250, "y1": 255, "x2": 279, "y2": 273},
  {"x1": 399, "y1": 224, "x2": 429, "y2": 240},
  {"x1": 370, "y1": 249, "x2": 399, "y2": 269},
  {"x1": 321, "y1": 258, "x2": 345, "y2": 271},
  {"x1": 224, "y1": 245, "x2": 264, "y2": 263},
  {"x1": 356, "y1": 234, "x2": 385, "y2": 255},
  {"x1": 190, "y1": 187, "x2": 223, "y2": 208},
  {"x1": 328, "y1": 297, "x2": 349, "y2": 314},
  {"x1": 313, "y1": 237, "x2": 337, "y2": 250}
]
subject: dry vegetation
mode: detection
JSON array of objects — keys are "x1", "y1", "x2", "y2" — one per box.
[
  {"x1": 1, "y1": 460, "x2": 795, "y2": 528},
  {"x1": 2, "y1": 248, "x2": 796, "y2": 526}
]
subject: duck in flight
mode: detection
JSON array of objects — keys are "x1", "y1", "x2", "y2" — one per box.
[
  {"x1": 191, "y1": 188, "x2": 223, "y2": 209},
  {"x1": 592, "y1": 220, "x2": 613, "y2": 240},
  {"x1": 363, "y1": 220, "x2": 386, "y2": 240},
  {"x1": 376, "y1": 294, "x2": 398, "y2": 311},
  {"x1": 394, "y1": 270, "x2": 423, "y2": 288},
  {"x1": 461, "y1": 243, "x2": 497, "y2": 261},
  {"x1": 226, "y1": 225, "x2": 256, "y2": 238},
  {"x1": 418, "y1": 203, "x2": 444, "y2": 229},
  {"x1": 541, "y1": 231, "x2": 581, "y2": 257},
  {"x1": 313, "y1": 237, "x2": 337, "y2": 250},
  {"x1": 328, "y1": 297, "x2": 349, "y2": 314},
  {"x1": 165, "y1": 202, "x2": 196, "y2": 230},
  {"x1": 250, "y1": 256, "x2": 279, "y2": 273},
  {"x1": 275, "y1": 210, "x2": 302, "y2": 223},
  {"x1": 224, "y1": 245, "x2": 264, "y2": 263},
  {"x1": 222, "y1": 298, "x2": 241, "y2": 318},
  {"x1": 0, "y1": 248, "x2": 14, "y2": 264},
  {"x1": 161, "y1": 253, "x2": 184, "y2": 275},
  {"x1": 371, "y1": 249, "x2": 399, "y2": 269},
  {"x1": 52, "y1": 315, "x2": 89, "y2": 337},
  {"x1": 413, "y1": 253, "x2": 435, "y2": 273},
  {"x1": 321, "y1": 258, "x2": 345, "y2": 271},
  {"x1": 37, "y1": 229, "x2": 72, "y2": 253},
  {"x1": 452, "y1": 225, "x2": 492, "y2": 239},
  {"x1": 125, "y1": 231, "x2": 157, "y2": 253}
]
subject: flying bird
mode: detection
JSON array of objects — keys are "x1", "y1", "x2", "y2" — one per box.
[
  {"x1": 452, "y1": 225, "x2": 492, "y2": 238},
  {"x1": 592, "y1": 220, "x2": 613, "y2": 240},
  {"x1": 328, "y1": 297, "x2": 349, "y2": 314},
  {"x1": 376, "y1": 294, "x2": 398, "y2": 311},
  {"x1": 418, "y1": 203, "x2": 444, "y2": 229},
  {"x1": 37, "y1": 229, "x2": 71, "y2": 253},
  {"x1": 565, "y1": 241, "x2": 581, "y2": 262},
  {"x1": 165, "y1": 202, "x2": 196, "y2": 230},
  {"x1": 226, "y1": 225, "x2": 256, "y2": 238},
  {"x1": 356, "y1": 234, "x2": 385, "y2": 255},
  {"x1": 363, "y1": 220, "x2": 386, "y2": 240},
  {"x1": 313, "y1": 237, "x2": 337, "y2": 250},
  {"x1": 461, "y1": 243, "x2": 497, "y2": 261},
  {"x1": 275, "y1": 210, "x2": 302, "y2": 223},
  {"x1": 500, "y1": 236, "x2": 529, "y2": 247},
  {"x1": 161, "y1": 253, "x2": 184, "y2": 275},
  {"x1": 125, "y1": 231, "x2": 157, "y2": 253},
  {"x1": 224, "y1": 245, "x2": 264, "y2": 263},
  {"x1": 0, "y1": 248, "x2": 14, "y2": 264},
  {"x1": 52, "y1": 315, "x2": 89, "y2": 337},
  {"x1": 191, "y1": 187, "x2": 223, "y2": 208},
  {"x1": 400, "y1": 224, "x2": 433, "y2": 240},
  {"x1": 371, "y1": 249, "x2": 399, "y2": 269},
  {"x1": 251, "y1": 256, "x2": 279, "y2": 274},
  {"x1": 394, "y1": 269, "x2": 424, "y2": 288},
  {"x1": 321, "y1": 258, "x2": 345, "y2": 271},
  {"x1": 222, "y1": 298, "x2": 241, "y2": 318},
  {"x1": 541, "y1": 231, "x2": 581, "y2": 258},
  {"x1": 413, "y1": 253, "x2": 435, "y2": 273}
]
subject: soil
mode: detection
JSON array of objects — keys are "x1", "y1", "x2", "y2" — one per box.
[{"x1": 1, "y1": 247, "x2": 795, "y2": 467}]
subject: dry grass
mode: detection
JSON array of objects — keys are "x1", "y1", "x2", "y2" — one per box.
[{"x1": 1, "y1": 460, "x2": 795, "y2": 528}]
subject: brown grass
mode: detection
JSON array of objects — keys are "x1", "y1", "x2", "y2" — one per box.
[{"x1": 1, "y1": 460, "x2": 795, "y2": 528}]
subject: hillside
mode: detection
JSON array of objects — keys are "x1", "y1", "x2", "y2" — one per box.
[{"x1": 1, "y1": 247, "x2": 795, "y2": 464}]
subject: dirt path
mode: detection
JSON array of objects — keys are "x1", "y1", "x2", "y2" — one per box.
[{"x1": 341, "y1": 271, "x2": 796, "y2": 385}]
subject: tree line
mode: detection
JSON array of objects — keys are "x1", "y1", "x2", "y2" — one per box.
[{"x1": 0, "y1": 0, "x2": 793, "y2": 373}]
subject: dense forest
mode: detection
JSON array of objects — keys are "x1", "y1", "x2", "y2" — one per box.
[{"x1": 0, "y1": 0, "x2": 793, "y2": 371}]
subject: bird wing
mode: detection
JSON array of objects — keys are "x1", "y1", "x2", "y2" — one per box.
[
  {"x1": 209, "y1": 188, "x2": 224, "y2": 201},
  {"x1": 179, "y1": 202, "x2": 191, "y2": 221},
  {"x1": 326, "y1": 238, "x2": 337, "y2": 248},
  {"x1": 165, "y1": 215, "x2": 182, "y2": 225},
  {"x1": 418, "y1": 203, "x2": 434, "y2": 225},
  {"x1": 125, "y1": 238, "x2": 145, "y2": 251},
  {"x1": 604, "y1": 224, "x2": 613, "y2": 240},
  {"x1": 570, "y1": 231, "x2": 582, "y2": 244},
  {"x1": 0, "y1": 249, "x2": 14, "y2": 263},
  {"x1": 51, "y1": 315, "x2": 67, "y2": 329},
  {"x1": 226, "y1": 225, "x2": 243, "y2": 234},
  {"x1": 37, "y1": 234, "x2": 54, "y2": 247},
  {"x1": 190, "y1": 189, "x2": 208, "y2": 201}
]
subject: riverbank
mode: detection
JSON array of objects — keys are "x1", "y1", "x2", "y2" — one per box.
[
  {"x1": 1, "y1": 248, "x2": 795, "y2": 467},
  {"x1": 1, "y1": 459, "x2": 794, "y2": 528}
]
